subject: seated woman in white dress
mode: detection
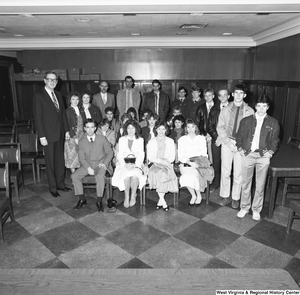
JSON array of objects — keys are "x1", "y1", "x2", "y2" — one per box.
[
  {"x1": 178, "y1": 118, "x2": 208, "y2": 206},
  {"x1": 147, "y1": 121, "x2": 178, "y2": 211},
  {"x1": 112, "y1": 119, "x2": 146, "y2": 208}
]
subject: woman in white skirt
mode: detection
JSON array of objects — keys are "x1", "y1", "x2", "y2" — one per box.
[
  {"x1": 178, "y1": 118, "x2": 208, "y2": 206},
  {"x1": 112, "y1": 119, "x2": 146, "y2": 208},
  {"x1": 147, "y1": 121, "x2": 178, "y2": 211}
]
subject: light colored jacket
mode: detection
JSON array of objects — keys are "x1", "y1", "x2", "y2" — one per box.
[
  {"x1": 216, "y1": 101, "x2": 254, "y2": 146},
  {"x1": 116, "y1": 88, "x2": 141, "y2": 120},
  {"x1": 147, "y1": 137, "x2": 175, "y2": 164},
  {"x1": 117, "y1": 136, "x2": 145, "y2": 168}
]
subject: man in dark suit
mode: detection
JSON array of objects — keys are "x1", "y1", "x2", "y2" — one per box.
[
  {"x1": 195, "y1": 88, "x2": 215, "y2": 162},
  {"x1": 33, "y1": 71, "x2": 70, "y2": 197},
  {"x1": 142, "y1": 79, "x2": 170, "y2": 121},
  {"x1": 71, "y1": 119, "x2": 114, "y2": 212},
  {"x1": 92, "y1": 80, "x2": 116, "y2": 117}
]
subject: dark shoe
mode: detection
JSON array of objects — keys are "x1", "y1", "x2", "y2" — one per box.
[
  {"x1": 231, "y1": 200, "x2": 240, "y2": 209},
  {"x1": 156, "y1": 204, "x2": 163, "y2": 210},
  {"x1": 74, "y1": 199, "x2": 87, "y2": 210},
  {"x1": 210, "y1": 185, "x2": 219, "y2": 192},
  {"x1": 163, "y1": 205, "x2": 170, "y2": 212},
  {"x1": 50, "y1": 191, "x2": 60, "y2": 198},
  {"x1": 219, "y1": 197, "x2": 230, "y2": 206},
  {"x1": 96, "y1": 201, "x2": 104, "y2": 212},
  {"x1": 57, "y1": 186, "x2": 72, "y2": 192},
  {"x1": 188, "y1": 203, "x2": 195, "y2": 207}
]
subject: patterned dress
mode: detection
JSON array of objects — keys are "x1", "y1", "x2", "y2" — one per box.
[{"x1": 64, "y1": 114, "x2": 84, "y2": 169}]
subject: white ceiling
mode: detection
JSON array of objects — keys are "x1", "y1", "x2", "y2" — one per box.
[{"x1": 0, "y1": 1, "x2": 300, "y2": 51}]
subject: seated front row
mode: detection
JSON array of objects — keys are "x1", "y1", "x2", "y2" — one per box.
[{"x1": 71, "y1": 118, "x2": 212, "y2": 212}]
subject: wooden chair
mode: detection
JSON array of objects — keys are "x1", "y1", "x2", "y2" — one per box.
[
  {"x1": 0, "y1": 125, "x2": 15, "y2": 143},
  {"x1": 82, "y1": 171, "x2": 113, "y2": 200},
  {"x1": 0, "y1": 143, "x2": 23, "y2": 203},
  {"x1": 282, "y1": 137, "x2": 300, "y2": 206},
  {"x1": 18, "y1": 133, "x2": 38, "y2": 182},
  {"x1": 286, "y1": 200, "x2": 300, "y2": 233},
  {"x1": 36, "y1": 141, "x2": 46, "y2": 182},
  {"x1": 0, "y1": 162, "x2": 15, "y2": 243}
]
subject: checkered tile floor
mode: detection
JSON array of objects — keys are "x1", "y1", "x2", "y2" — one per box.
[{"x1": 1, "y1": 167, "x2": 300, "y2": 286}]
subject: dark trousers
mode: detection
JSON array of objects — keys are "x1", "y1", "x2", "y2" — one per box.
[
  {"x1": 211, "y1": 141, "x2": 221, "y2": 187},
  {"x1": 44, "y1": 137, "x2": 65, "y2": 192}
]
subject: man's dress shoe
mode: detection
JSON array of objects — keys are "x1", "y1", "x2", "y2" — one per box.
[
  {"x1": 50, "y1": 191, "x2": 60, "y2": 198},
  {"x1": 96, "y1": 202, "x2": 104, "y2": 212},
  {"x1": 74, "y1": 199, "x2": 87, "y2": 210},
  {"x1": 57, "y1": 187, "x2": 72, "y2": 192}
]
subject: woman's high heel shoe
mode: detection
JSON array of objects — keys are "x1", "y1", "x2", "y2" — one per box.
[
  {"x1": 163, "y1": 205, "x2": 170, "y2": 212},
  {"x1": 156, "y1": 204, "x2": 163, "y2": 210}
]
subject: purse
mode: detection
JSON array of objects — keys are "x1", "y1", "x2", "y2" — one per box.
[{"x1": 124, "y1": 154, "x2": 136, "y2": 164}]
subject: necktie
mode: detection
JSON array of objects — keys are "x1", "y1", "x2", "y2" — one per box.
[
  {"x1": 90, "y1": 137, "x2": 93, "y2": 142},
  {"x1": 102, "y1": 94, "x2": 107, "y2": 104},
  {"x1": 51, "y1": 92, "x2": 60, "y2": 113},
  {"x1": 232, "y1": 107, "x2": 240, "y2": 139}
]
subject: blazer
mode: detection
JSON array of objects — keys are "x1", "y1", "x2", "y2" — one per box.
[
  {"x1": 33, "y1": 88, "x2": 69, "y2": 142},
  {"x1": 92, "y1": 92, "x2": 116, "y2": 116},
  {"x1": 116, "y1": 88, "x2": 141, "y2": 120},
  {"x1": 186, "y1": 99, "x2": 205, "y2": 121},
  {"x1": 117, "y1": 136, "x2": 145, "y2": 168},
  {"x1": 78, "y1": 134, "x2": 114, "y2": 171},
  {"x1": 66, "y1": 107, "x2": 83, "y2": 138},
  {"x1": 236, "y1": 114, "x2": 280, "y2": 156},
  {"x1": 80, "y1": 104, "x2": 102, "y2": 125},
  {"x1": 142, "y1": 90, "x2": 170, "y2": 121}
]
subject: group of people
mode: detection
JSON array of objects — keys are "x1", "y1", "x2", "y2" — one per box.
[{"x1": 34, "y1": 71, "x2": 280, "y2": 221}]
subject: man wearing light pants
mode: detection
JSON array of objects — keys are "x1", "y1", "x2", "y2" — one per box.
[
  {"x1": 216, "y1": 84, "x2": 254, "y2": 209},
  {"x1": 236, "y1": 95, "x2": 279, "y2": 221}
]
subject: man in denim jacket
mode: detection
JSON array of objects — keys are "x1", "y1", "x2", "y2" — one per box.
[
  {"x1": 236, "y1": 95, "x2": 280, "y2": 221},
  {"x1": 216, "y1": 84, "x2": 254, "y2": 208}
]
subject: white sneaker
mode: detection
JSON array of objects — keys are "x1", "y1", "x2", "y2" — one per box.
[
  {"x1": 237, "y1": 209, "x2": 249, "y2": 218},
  {"x1": 252, "y1": 211, "x2": 261, "y2": 221}
]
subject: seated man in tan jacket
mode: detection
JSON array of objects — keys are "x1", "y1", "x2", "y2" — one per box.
[{"x1": 71, "y1": 118, "x2": 113, "y2": 212}]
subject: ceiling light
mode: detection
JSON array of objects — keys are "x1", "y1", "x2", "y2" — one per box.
[
  {"x1": 190, "y1": 13, "x2": 204, "y2": 16},
  {"x1": 19, "y1": 14, "x2": 35, "y2": 17},
  {"x1": 14, "y1": 34, "x2": 24, "y2": 37},
  {"x1": 222, "y1": 33, "x2": 233, "y2": 36},
  {"x1": 0, "y1": 28, "x2": 6, "y2": 31},
  {"x1": 87, "y1": 32, "x2": 98, "y2": 34},
  {"x1": 130, "y1": 33, "x2": 141, "y2": 36},
  {"x1": 176, "y1": 32, "x2": 187, "y2": 35},
  {"x1": 76, "y1": 18, "x2": 91, "y2": 23},
  {"x1": 180, "y1": 24, "x2": 207, "y2": 29}
]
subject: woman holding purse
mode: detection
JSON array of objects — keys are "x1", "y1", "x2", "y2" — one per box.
[{"x1": 112, "y1": 119, "x2": 146, "y2": 208}]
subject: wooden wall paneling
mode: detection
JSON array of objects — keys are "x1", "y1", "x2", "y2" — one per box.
[
  {"x1": 15, "y1": 82, "x2": 35, "y2": 120},
  {"x1": 255, "y1": 34, "x2": 300, "y2": 82},
  {"x1": 273, "y1": 85, "x2": 287, "y2": 138},
  {"x1": 293, "y1": 87, "x2": 300, "y2": 140},
  {"x1": 70, "y1": 81, "x2": 92, "y2": 94},
  {"x1": 107, "y1": 81, "x2": 122, "y2": 98},
  {"x1": 283, "y1": 87, "x2": 299, "y2": 142},
  {"x1": 18, "y1": 48, "x2": 249, "y2": 81}
]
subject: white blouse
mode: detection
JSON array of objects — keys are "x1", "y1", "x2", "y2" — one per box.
[{"x1": 178, "y1": 135, "x2": 207, "y2": 163}]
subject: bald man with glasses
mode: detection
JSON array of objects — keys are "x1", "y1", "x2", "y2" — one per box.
[{"x1": 34, "y1": 71, "x2": 71, "y2": 198}]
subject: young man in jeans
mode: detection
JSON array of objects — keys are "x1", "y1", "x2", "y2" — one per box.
[
  {"x1": 216, "y1": 84, "x2": 254, "y2": 209},
  {"x1": 236, "y1": 95, "x2": 280, "y2": 221}
]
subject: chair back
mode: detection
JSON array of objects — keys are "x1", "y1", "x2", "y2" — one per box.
[
  {"x1": 0, "y1": 162, "x2": 9, "y2": 191},
  {"x1": 287, "y1": 137, "x2": 300, "y2": 149},
  {"x1": 15, "y1": 124, "x2": 34, "y2": 137},
  {"x1": 0, "y1": 143, "x2": 22, "y2": 170},
  {"x1": 18, "y1": 133, "x2": 38, "y2": 154}
]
